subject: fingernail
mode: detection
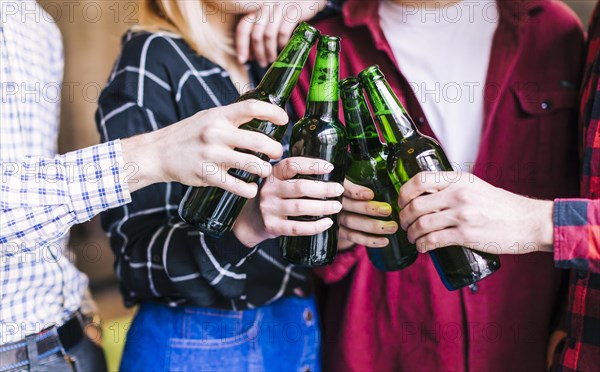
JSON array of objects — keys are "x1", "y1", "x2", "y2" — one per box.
[
  {"x1": 383, "y1": 222, "x2": 398, "y2": 233},
  {"x1": 335, "y1": 184, "x2": 344, "y2": 195},
  {"x1": 377, "y1": 205, "x2": 392, "y2": 216},
  {"x1": 238, "y1": 55, "x2": 246, "y2": 64},
  {"x1": 333, "y1": 202, "x2": 343, "y2": 213},
  {"x1": 325, "y1": 219, "x2": 334, "y2": 228}
]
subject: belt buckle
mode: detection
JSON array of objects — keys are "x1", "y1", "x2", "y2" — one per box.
[{"x1": 63, "y1": 353, "x2": 77, "y2": 371}]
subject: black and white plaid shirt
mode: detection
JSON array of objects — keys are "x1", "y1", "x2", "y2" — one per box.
[{"x1": 97, "y1": 30, "x2": 308, "y2": 310}]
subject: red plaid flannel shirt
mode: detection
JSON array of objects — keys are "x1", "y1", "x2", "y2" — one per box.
[{"x1": 554, "y1": 3, "x2": 600, "y2": 370}]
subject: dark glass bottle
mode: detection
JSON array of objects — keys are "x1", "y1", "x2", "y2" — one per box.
[
  {"x1": 280, "y1": 36, "x2": 347, "y2": 267},
  {"x1": 340, "y1": 77, "x2": 418, "y2": 271},
  {"x1": 178, "y1": 23, "x2": 320, "y2": 236},
  {"x1": 358, "y1": 65, "x2": 501, "y2": 290}
]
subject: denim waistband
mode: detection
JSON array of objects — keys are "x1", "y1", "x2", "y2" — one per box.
[{"x1": 136, "y1": 296, "x2": 318, "y2": 341}]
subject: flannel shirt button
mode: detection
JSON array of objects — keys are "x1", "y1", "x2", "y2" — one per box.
[
  {"x1": 541, "y1": 101, "x2": 551, "y2": 110},
  {"x1": 469, "y1": 284, "x2": 478, "y2": 293},
  {"x1": 577, "y1": 270, "x2": 587, "y2": 279}
]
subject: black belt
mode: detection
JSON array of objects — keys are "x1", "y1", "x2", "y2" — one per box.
[{"x1": 0, "y1": 312, "x2": 85, "y2": 371}]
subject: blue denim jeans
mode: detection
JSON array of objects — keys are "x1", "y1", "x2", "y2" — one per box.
[{"x1": 120, "y1": 296, "x2": 321, "y2": 371}]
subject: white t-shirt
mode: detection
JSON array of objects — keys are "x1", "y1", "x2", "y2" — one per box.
[{"x1": 379, "y1": 0, "x2": 499, "y2": 171}]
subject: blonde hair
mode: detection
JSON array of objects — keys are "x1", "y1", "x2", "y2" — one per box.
[{"x1": 138, "y1": 0, "x2": 235, "y2": 66}]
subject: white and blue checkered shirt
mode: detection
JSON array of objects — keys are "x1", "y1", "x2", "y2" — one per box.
[{"x1": 0, "y1": 0, "x2": 131, "y2": 344}]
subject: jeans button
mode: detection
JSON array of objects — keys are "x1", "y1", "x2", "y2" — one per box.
[{"x1": 303, "y1": 309, "x2": 313, "y2": 324}]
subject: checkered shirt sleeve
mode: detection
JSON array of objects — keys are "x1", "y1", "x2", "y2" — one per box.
[
  {"x1": 554, "y1": 199, "x2": 600, "y2": 273},
  {"x1": 1, "y1": 141, "x2": 131, "y2": 251}
]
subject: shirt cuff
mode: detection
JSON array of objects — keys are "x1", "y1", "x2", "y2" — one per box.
[
  {"x1": 63, "y1": 140, "x2": 132, "y2": 223},
  {"x1": 553, "y1": 199, "x2": 591, "y2": 270}
]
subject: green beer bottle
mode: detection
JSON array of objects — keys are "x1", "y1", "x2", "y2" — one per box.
[
  {"x1": 358, "y1": 65, "x2": 501, "y2": 290},
  {"x1": 179, "y1": 23, "x2": 320, "y2": 236},
  {"x1": 280, "y1": 36, "x2": 347, "y2": 267},
  {"x1": 340, "y1": 77, "x2": 418, "y2": 271}
]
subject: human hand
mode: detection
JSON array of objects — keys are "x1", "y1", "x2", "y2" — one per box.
[
  {"x1": 547, "y1": 329, "x2": 567, "y2": 370},
  {"x1": 337, "y1": 179, "x2": 399, "y2": 251},
  {"x1": 121, "y1": 100, "x2": 288, "y2": 197},
  {"x1": 398, "y1": 172, "x2": 554, "y2": 254},
  {"x1": 233, "y1": 157, "x2": 344, "y2": 246},
  {"x1": 235, "y1": 0, "x2": 328, "y2": 67}
]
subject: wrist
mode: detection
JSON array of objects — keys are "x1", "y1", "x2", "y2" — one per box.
[
  {"x1": 232, "y1": 221, "x2": 266, "y2": 248},
  {"x1": 232, "y1": 201, "x2": 270, "y2": 247},
  {"x1": 121, "y1": 131, "x2": 165, "y2": 192},
  {"x1": 533, "y1": 200, "x2": 554, "y2": 253}
]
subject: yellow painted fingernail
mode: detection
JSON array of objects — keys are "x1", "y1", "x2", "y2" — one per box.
[
  {"x1": 378, "y1": 205, "x2": 392, "y2": 216},
  {"x1": 383, "y1": 222, "x2": 398, "y2": 233}
]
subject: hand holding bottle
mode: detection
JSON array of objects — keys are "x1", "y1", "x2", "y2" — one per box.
[
  {"x1": 121, "y1": 100, "x2": 287, "y2": 197},
  {"x1": 337, "y1": 179, "x2": 398, "y2": 251},
  {"x1": 359, "y1": 65, "x2": 500, "y2": 289},
  {"x1": 179, "y1": 22, "x2": 320, "y2": 236},
  {"x1": 232, "y1": 157, "x2": 344, "y2": 247},
  {"x1": 397, "y1": 172, "x2": 554, "y2": 254},
  {"x1": 339, "y1": 76, "x2": 417, "y2": 270}
]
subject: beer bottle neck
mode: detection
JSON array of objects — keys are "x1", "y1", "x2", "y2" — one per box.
[
  {"x1": 258, "y1": 24, "x2": 318, "y2": 105},
  {"x1": 341, "y1": 82, "x2": 383, "y2": 159},
  {"x1": 305, "y1": 38, "x2": 340, "y2": 120},
  {"x1": 361, "y1": 73, "x2": 417, "y2": 146}
]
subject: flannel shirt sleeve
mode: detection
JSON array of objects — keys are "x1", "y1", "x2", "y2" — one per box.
[
  {"x1": 553, "y1": 199, "x2": 600, "y2": 273},
  {"x1": 0, "y1": 140, "x2": 132, "y2": 251}
]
